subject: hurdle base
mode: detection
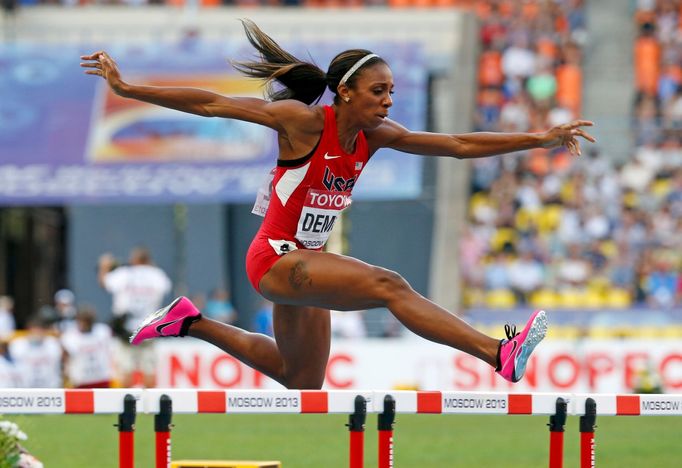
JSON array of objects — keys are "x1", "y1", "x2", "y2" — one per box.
[{"x1": 170, "y1": 460, "x2": 281, "y2": 468}]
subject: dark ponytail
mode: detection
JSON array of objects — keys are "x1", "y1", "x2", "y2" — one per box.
[
  {"x1": 326, "y1": 49, "x2": 386, "y2": 104},
  {"x1": 232, "y1": 19, "x2": 328, "y2": 105}
]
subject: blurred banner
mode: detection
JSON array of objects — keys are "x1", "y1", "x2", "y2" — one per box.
[
  {"x1": 156, "y1": 338, "x2": 682, "y2": 393},
  {"x1": 0, "y1": 41, "x2": 426, "y2": 205}
]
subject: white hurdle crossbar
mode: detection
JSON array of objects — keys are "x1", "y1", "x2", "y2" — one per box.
[{"x1": 2, "y1": 389, "x2": 680, "y2": 416}]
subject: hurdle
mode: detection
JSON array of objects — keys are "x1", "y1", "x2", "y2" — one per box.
[{"x1": 1, "y1": 389, "x2": 681, "y2": 467}]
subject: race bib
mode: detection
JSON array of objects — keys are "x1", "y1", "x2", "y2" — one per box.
[
  {"x1": 295, "y1": 189, "x2": 351, "y2": 249},
  {"x1": 252, "y1": 168, "x2": 276, "y2": 217}
]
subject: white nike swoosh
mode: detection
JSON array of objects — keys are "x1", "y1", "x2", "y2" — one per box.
[{"x1": 324, "y1": 153, "x2": 341, "y2": 160}]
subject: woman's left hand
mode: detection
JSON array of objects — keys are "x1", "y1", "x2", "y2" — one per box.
[{"x1": 541, "y1": 120, "x2": 596, "y2": 156}]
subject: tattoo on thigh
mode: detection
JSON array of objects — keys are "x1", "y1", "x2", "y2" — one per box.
[{"x1": 289, "y1": 261, "x2": 312, "y2": 290}]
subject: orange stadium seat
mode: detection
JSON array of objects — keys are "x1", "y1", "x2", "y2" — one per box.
[
  {"x1": 478, "y1": 50, "x2": 504, "y2": 87},
  {"x1": 635, "y1": 10, "x2": 656, "y2": 26},
  {"x1": 554, "y1": 13, "x2": 569, "y2": 35},
  {"x1": 411, "y1": 0, "x2": 436, "y2": 8},
  {"x1": 497, "y1": 0, "x2": 514, "y2": 18},
  {"x1": 387, "y1": 0, "x2": 414, "y2": 8},
  {"x1": 473, "y1": 1, "x2": 493, "y2": 19},
  {"x1": 536, "y1": 37, "x2": 558, "y2": 62},
  {"x1": 433, "y1": 0, "x2": 459, "y2": 7},
  {"x1": 521, "y1": 1, "x2": 540, "y2": 21}
]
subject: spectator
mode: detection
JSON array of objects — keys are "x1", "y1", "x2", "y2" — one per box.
[
  {"x1": 9, "y1": 316, "x2": 63, "y2": 388},
  {"x1": 462, "y1": 0, "x2": 682, "y2": 311},
  {"x1": 98, "y1": 246, "x2": 171, "y2": 388},
  {"x1": 643, "y1": 256, "x2": 678, "y2": 309},
  {"x1": 331, "y1": 310, "x2": 367, "y2": 339},
  {"x1": 483, "y1": 250, "x2": 512, "y2": 292},
  {"x1": 609, "y1": 244, "x2": 637, "y2": 293},
  {"x1": 0, "y1": 296, "x2": 16, "y2": 341},
  {"x1": 0, "y1": 340, "x2": 22, "y2": 388},
  {"x1": 556, "y1": 243, "x2": 591, "y2": 290},
  {"x1": 252, "y1": 299, "x2": 273, "y2": 337},
  {"x1": 204, "y1": 287, "x2": 238, "y2": 324},
  {"x1": 61, "y1": 305, "x2": 114, "y2": 389},
  {"x1": 634, "y1": 21, "x2": 660, "y2": 96},
  {"x1": 54, "y1": 288, "x2": 77, "y2": 333},
  {"x1": 508, "y1": 249, "x2": 545, "y2": 304}
]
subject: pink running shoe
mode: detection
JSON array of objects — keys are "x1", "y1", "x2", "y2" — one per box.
[
  {"x1": 495, "y1": 309, "x2": 548, "y2": 383},
  {"x1": 129, "y1": 297, "x2": 201, "y2": 345}
]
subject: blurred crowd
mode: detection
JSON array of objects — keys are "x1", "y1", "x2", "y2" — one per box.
[
  {"x1": 0, "y1": 291, "x2": 115, "y2": 389},
  {"x1": 0, "y1": 243, "x2": 250, "y2": 388},
  {"x1": 462, "y1": 0, "x2": 682, "y2": 310},
  {"x1": 0, "y1": 0, "x2": 583, "y2": 9},
  {"x1": 0, "y1": 286, "x2": 245, "y2": 389},
  {"x1": 2, "y1": 0, "x2": 476, "y2": 8}
]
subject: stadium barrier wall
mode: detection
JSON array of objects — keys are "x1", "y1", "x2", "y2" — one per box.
[{"x1": 155, "y1": 339, "x2": 682, "y2": 393}]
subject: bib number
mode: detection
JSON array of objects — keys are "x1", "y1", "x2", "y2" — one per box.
[{"x1": 295, "y1": 189, "x2": 351, "y2": 249}]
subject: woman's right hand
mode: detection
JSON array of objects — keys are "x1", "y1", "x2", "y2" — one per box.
[{"x1": 80, "y1": 51, "x2": 127, "y2": 95}]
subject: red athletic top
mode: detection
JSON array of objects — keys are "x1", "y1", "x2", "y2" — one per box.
[
  {"x1": 260, "y1": 105, "x2": 369, "y2": 250},
  {"x1": 246, "y1": 105, "x2": 370, "y2": 291}
]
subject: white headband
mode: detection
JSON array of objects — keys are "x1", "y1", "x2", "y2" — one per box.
[{"x1": 339, "y1": 53, "x2": 380, "y2": 86}]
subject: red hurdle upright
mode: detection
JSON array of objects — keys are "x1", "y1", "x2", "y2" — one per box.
[
  {"x1": 579, "y1": 398, "x2": 597, "y2": 468},
  {"x1": 117, "y1": 394, "x2": 136, "y2": 468},
  {"x1": 378, "y1": 395, "x2": 396, "y2": 468},
  {"x1": 548, "y1": 397, "x2": 567, "y2": 468},
  {"x1": 155, "y1": 395, "x2": 173, "y2": 468},
  {"x1": 347, "y1": 395, "x2": 367, "y2": 468}
]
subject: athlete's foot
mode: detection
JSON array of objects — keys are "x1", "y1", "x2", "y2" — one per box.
[
  {"x1": 129, "y1": 296, "x2": 202, "y2": 345},
  {"x1": 495, "y1": 309, "x2": 548, "y2": 383}
]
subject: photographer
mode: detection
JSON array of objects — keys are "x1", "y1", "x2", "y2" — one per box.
[{"x1": 98, "y1": 247, "x2": 171, "y2": 388}]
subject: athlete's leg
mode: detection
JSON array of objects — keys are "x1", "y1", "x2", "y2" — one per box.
[
  {"x1": 187, "y1": 318, "x2": 288, "y2": 387},
  {"x1": 259, "y1": 249, "x2": 500, "y2": 367},
  {"x1": 187, "y1": 305, "x2": 330, "y2": 389},
  {"x1": 272, "y1": 304, "x2": 330, "y2": 389}
]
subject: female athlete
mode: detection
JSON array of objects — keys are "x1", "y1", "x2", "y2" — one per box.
[{"x1": 81, "y1": 20, "x2": 595, "y2": 389}]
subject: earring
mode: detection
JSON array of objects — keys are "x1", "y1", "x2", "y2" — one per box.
[{"x1": 344, "y1": 97, "x2": 350, "y2": 103}]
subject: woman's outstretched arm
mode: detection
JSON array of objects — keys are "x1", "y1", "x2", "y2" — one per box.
[
  {"x1": 369, "y1": 118, "x2": 596, "y2": 158},
  {"x1": 80, "y1": 50, "x2": 310, "y2": 131}
]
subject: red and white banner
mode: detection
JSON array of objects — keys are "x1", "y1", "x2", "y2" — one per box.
[{"x1": 154, "y1": 338, "x2": 682, "y2": 394}]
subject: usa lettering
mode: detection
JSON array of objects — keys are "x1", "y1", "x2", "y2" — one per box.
[{"x1": 323, "y1": 167, "x2": 356, "y2": 191}]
